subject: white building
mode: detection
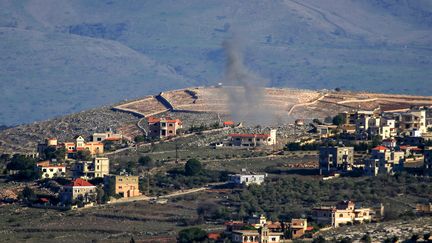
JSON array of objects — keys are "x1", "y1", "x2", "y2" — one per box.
[
  {"x1": 36, "y1": 161, "x2": 66, "y2": 179},
  {"x1": 229, "y1": 174, "x2": 266, "y2": 186},
  {"x1": 227, "y1": 129, "x2": 277, "y2": 147},
  {"x1": 72, "y1": 157, "x2": 110, "y2": 179}
]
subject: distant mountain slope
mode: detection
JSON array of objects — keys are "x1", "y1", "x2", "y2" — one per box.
[{"x1": 0, "y1": 0, "x2": 431, "y2": 125}]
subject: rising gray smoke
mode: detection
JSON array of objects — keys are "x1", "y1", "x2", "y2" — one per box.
[{"x1": 222, "y1": 37, "x2": 276, "y2": 126}]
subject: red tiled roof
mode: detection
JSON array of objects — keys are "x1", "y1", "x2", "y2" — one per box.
[
  {"x1": 229, "y1": 133, "x2": 270, "y2": 139},
  {"x1": 372, "y1": 146, "x2": 388, "y2": 151},
  {"x1": 207, "y1": 233, "x2": 221, "y2": 240},
  {"x1": 39, "y1": 198, "x2": 49, "y2": 203},
  {"x1": 223, "y1": 121, "x2": 234, "y2": 125},
  {"x1": 66, "y1": 178, "x2": 95, "y2": 187},
  {"x1": 147, "y1": 116, "x2": 181, "y2": 124},
  {"x1": 306, "y1": 226, "x2": 314, "y2": 231},
  {"x1": 224, "y1": 221, "x2": 245, "y2": 226}
]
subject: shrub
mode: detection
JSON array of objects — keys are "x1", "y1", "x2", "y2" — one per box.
[
  {"x1": 177, "y1": 227, "x2": 207, "y2": 243},
  {"x1": 184, "y1": 159, "x2": 202, "y2": 176}
]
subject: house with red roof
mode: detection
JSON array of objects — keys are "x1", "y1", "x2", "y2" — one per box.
[
  {"x1": 147, "y1": 116, "x2": 183, "y2": 139},
  {"x1": 364, "y1": 145, "x2": 405, "y2": 176},
  {"x1": 64, "y1": 135, "x2": 104, "y2": 159},
  {"x1": 227, "y1": 129, "x2": 277, "y2": 147},
  {"x1": 223, "y1": 121, "x2": 235, "y2": 127},
  {"x1": 36, "y1": 160, "x2": 66, "y2": 179},
  {"x1": 60, "y1": 178, "x2": 97, "y2": 206}
]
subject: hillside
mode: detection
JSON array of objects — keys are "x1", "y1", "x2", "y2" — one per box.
[
  {"x1": 1, "y1": 0, "x2": 432, "y2": 125},
  {"x1": 2, "y1": 86, "x2": 432, "y2": 154}
]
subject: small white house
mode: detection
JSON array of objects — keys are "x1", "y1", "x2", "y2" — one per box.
[
  {"x1": 229, "y1": 174, "x2": 266, "y2": 186},
  {"x1": 36, "y1": 161, "x2": 66, "y2": 179}
]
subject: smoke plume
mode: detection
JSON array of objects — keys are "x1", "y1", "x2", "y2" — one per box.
[{"x1": 222, "y1": 37, "x2": 275, "y2": 125}]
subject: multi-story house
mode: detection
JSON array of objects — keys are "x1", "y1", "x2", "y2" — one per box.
[
  {"x1": 72, "y1": 157, "x2": 110, "y2": 179},
  {"x1": 312, "y1": 200, "x2": 371, "y2": 228},
  {"x1": 60, "y1": 178, "x2": 97, "y2": 205},
  {"x1": 64, "y1": 136, "x2": 104, "y2": 159},
  {"x1": 104, "y1": 174, "x2": 141, "y2": 198},
  {"x1": 147, "y1": 116, "x2": 183, "y2": 139},
  {"x1": 398, "y1": 108, "x2": 427, "y2": 135},
  {"x1": 227, "y1": 129, "x2": 277, "y2": 147},
  {"x1": 36, "y1": 161, "x2": 66, "y2": 179},
  {"x1": 231, "y1": 215, "x2": 284, "y2": 243},
  {"x1": 319, "y1": 146, "x2": 354, "y2": 175},
  {"x1": 364, "y1": 146, "x2": 404, "y2": 176},
  {"x1": 289, "y1": 218, "x2": 313, "y2": 239}
]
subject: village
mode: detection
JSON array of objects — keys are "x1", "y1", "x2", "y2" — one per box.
[{"x1": 0, "y1": 88, "x2": 432, "y2": 242}]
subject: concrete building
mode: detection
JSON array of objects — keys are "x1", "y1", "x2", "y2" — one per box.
[
  {"x1": 289, "y1": 218, "x2": 312, "y2": 239},
  {"x1": 227, "y1": 129, "x2": 277, "y2": 147},
  {"x1": 60, "y1": 178, "x2": 96, "y2": 205},
  {"x1": 36, "y1": 161, "x2": 66, "y2": 179},
  {"x1": 104, "y1": 174, "x2": 141, "y2": 198},
  {"x1": 312, "y1": 200, "x2": 372, "y2": 228},
  {"x1": 319, "y1": 146, "x2": 354, "y2": 175},
  {"x1": 72, "y1": 157, "x2": 110, "y2": 179},
  {"x1": 147, "y1": 116, "x2": 182, "y2": 139},
  {"x1": 92, "y1": 128, "x2": 122, "y2": 142},
  {"x1": 398, "y1": 108, "x2": 427, "y2": 134},
  {"x1": 229, "y1": 174, "x2": 266, "y2": 186},
  {"x1": 64, "y1": 136, "x2": 104, "y2": 159},
  {"x1": 364, "y1": 146, "x2": 404, "y2": 176}
]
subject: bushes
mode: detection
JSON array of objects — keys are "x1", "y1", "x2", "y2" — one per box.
[
  {"x1": 185, "y1": 159, "x2": 202, "y2": 176},
  {"x1": 177, "y1": 227, "x2": 207, "y2": 243},
  {"x1": 229, "y1": 174, "x2": 432, "y2": 220}
]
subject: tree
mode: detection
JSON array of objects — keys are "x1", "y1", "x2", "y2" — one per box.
[
  {"x1": 96, "y1": 186, "x2": 105, "y2": 204},
  {"x1": 76, "y1": 150, "x2": 92, "y2": 161},
  {"x1": 185, "y1": 159, "x2": 202, "y2": 176},
  {"x1": 138, "y1": 156, "x2": 154, "y2": 168},
  {"x1": 6, "y1": 155, "x2": 38, "y2": 180},
  {"x1": 134, "y1": 135, "x2": 145, "y2": 143},
  {"x1": 127, "y1": 160, "x2": 137, "y2": 175},
  {"x1": 177, "y1": 227, "x2": 207, "y2": 243},
  {"x1": 332, "y1": 114, "x2": 345, "y2": 126},
  {"x1": 312, "y1": 236, "x2": 326, "y2": 243},
  {"x1": 21, "y1": 186, "x2": 36, "y2": 202}
]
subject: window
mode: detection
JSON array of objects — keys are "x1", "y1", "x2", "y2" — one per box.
[
  {"x1": 271, "y1": 237, "x2": 276, "y2": 241},
  {"x1": 339, "y1": 213, "x2": 343, "y2": 217},
  {"x1": 169, "y1": 123, "x2": 173, "y2": 127},
  {"x1": 169, "y1": 130, "x2": 173, "y2": 133}
]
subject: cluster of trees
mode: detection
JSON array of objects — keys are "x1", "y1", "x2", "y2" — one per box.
[
  {"x1": 6, "y1": 155, "x2": 39, "y2": 180},
  {"x1": 285, "y1": 142, "x2": 321, "y2": 151},
  {"x1": 227, "y1": 174, "x2": 431, "y2": 222},
  {"x1": 42, "y1": 146, "x2": 66, "y2": 161},
  {"x1": 177, "y1": 227, "x2": 208, "y2": 243},
  {"x1": 149, "y1": 159, "x2": 228, "y2": 194}
]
